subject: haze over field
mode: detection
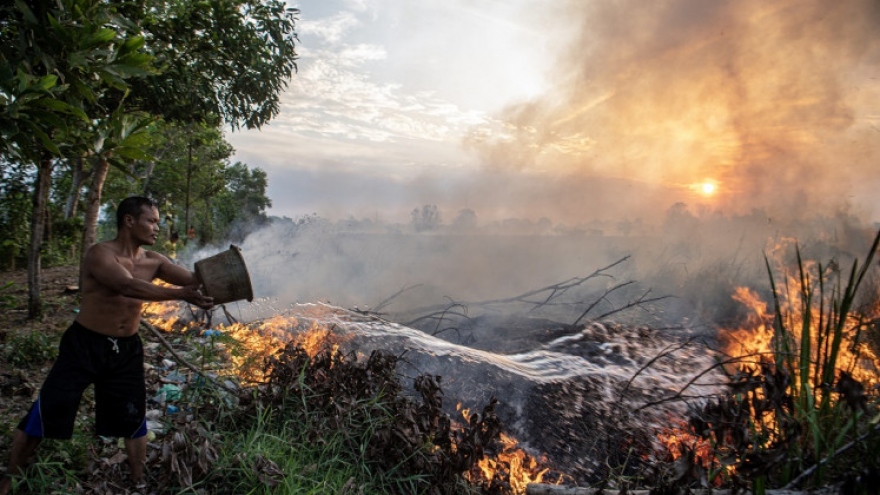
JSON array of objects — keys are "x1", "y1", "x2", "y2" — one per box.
[
  {"x1": 209, "y1": 0, "x2": 880, "y2": 331},
  {"x1": 228, "y1": 0, "x2": 880, "y2": 229}
]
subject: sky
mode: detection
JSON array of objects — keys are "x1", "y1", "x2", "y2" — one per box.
[{"x1": 227, "y1": 0, "x2": 880, "y2": 228}]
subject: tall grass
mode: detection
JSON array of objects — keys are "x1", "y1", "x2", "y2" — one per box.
[
  {"x1": 763, "y1": 230, "x2": 880, "y2": 488},
  {"x1": 687, "y1": 230, "x2": 880, "y2": 494}
]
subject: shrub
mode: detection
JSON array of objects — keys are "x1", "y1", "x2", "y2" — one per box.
[{"x1": 3, "y1": 329, "x2": 58, "y2": 367}]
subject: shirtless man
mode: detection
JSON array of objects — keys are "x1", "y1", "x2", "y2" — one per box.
[{"x1": 1, "y1": 196, "x2": 213, "y2": 494}]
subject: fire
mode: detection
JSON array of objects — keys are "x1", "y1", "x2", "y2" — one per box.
[
  {"x1": 721, "y1": 278, "x2": 880, "y2": 391},
  {"x1": 720, "y1": 287, "x2": 774, "y2": 364},
  {"x1": 472, "y1": 432, "x2": 551, "y2": 493},
  {"x1": 655, "y1": 421, "x2": 729, "y2": 485},
  {"x1": 457, "y1": 403, "x2": 557, "y2": 494},
  {"x1": 655, "y1": 242, "x2": 880, "y2": 480},
  {"x1": 143, "y1": 296, "x2": 344, "y2": 385},
  {"x1": 219, "y1": 316, "x2": 341, "y2": 383},
  {"x1": 143, "y1": 300, "x2": 186, "y2": 331}
]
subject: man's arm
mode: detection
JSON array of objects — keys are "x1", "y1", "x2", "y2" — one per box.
[
  {"x1": 153, "y1": 252, "x2": 200, "y2": 287},
  {"x1": 85, "y1": 245, "x2": 212, "y2": 308}
]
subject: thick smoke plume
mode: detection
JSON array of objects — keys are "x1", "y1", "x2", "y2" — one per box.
[{"x1": 467, "y1": 0, "x2": 880, "y2": 224}]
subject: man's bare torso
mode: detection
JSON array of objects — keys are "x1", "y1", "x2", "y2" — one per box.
[{"x1": 76, "y1": 242, "x2": 163, "y2": 337}]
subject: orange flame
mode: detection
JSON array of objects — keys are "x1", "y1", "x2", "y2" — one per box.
[
  {"x1": 654, "y1": 421, "x2": 730, "y2": 487},
  {"x1": 457, "y1": 403, "x2": 558, "y2": 494},
  {"x1": 143, "y1": 297, "x2": 343, "y2": 385}
]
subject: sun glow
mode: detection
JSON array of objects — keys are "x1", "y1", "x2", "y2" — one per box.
[{"x1": 700, "y1": 181, "x2": 716, "y2": 195}]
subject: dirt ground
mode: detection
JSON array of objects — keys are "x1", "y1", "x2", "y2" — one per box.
[
  {"x1": 0, "y1": 264, "x2": 81, "y2": 333},
  {"x1": 0, "y1": 265, "x2": 83, "y2": 454}
]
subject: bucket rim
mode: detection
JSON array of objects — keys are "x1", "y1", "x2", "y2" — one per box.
[
  {"x1": 194, "y1": 244, "x2": 254, "y2": 303},
  {"x1": 227, "y1": 244, "x2": 254, "y2": 302}
]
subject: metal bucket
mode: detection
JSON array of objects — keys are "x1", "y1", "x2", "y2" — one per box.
[{"x1": 194, "y1": 245, "x2": 254, "y2": 304}]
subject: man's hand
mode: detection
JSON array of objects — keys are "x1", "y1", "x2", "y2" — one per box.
[{"x1": 182, "y1": 284, "x2": 214, "y2": 309}]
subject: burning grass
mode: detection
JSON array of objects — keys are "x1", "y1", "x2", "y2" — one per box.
[
  {"x1": 140, "y1": 300, "x2": 558, "y2": 494},
  {"x1": 659, "y1": 230, "x2": 880, "y2": 493}
]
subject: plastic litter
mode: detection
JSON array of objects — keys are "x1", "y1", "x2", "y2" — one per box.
[
  {"x1": 155, "y1": 383, "x2": 182, "y2": 402},
  {"x1": 162, "y1": 370, "x2": 187, "y2": 384},
  {"x1": 147, "y1": 420, "x2": 165, "y2": 434}
]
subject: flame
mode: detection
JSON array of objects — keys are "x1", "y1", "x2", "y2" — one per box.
[
  {"x1": 655, "y1": 243, "x2": 880, "y2": 478},
  {"x1": 720, "y1": 286, "x2": 773, "y2": 364},
  {"x1": 721, "y1": 276, "x2": 880, "y2": 391},
  {"x1": 656, "y1": 420, "x2": 728, "y2": 479},
  {"x1": 457, "y1": 403, "x2": 558, "y2": 494},
  {"x1": 142, "y1": 293, "x2": 344, "y2": 385},
  {"x1": 472, "y1": 432, "x2": 551, "y2": 493},
  {"x1": 143, "y1": 299, "x2": 186, "y2": 331}
]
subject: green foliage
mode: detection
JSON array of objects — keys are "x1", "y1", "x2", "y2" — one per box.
[
  {"x1": 132, "y1": 121, "x2": 271, "y2": 246},
  {"x1": 1, "y1": 0, "x2": 297, "y2": 319},
  {"x1": 225, "y1": 343, "x2": 502, "y2": 495},
  {"x1": 6, "y1": 429, "x2": 92, "y2": 493},
  {"x1": 131, "y1": 0, "x2": 299, "y2": 129},
  {"x1": 8, "y1": 461, "x2": 83, "y2": 494},
  {"x1": 2, "y1": 329, "x2": 59, "y2": 367},
  {"x1": 0, "y1": 0, "x2": 155, "y2": 164},
  {"x1": 0, "y1": 281, "x2": 18, "y2": 309},
  {"x1": 0, "y1": 165, "x2": 32, "y2": 270},
  {"x1": 214, "y1": 418, "x2": 402, "y2": 494}
]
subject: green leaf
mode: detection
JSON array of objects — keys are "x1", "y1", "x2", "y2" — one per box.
[
  {"x1": 26, "y1": 109, "x2": 68, "y2": 132},
  {"x1": 30, "y1": 127, "x2": 61, "y2": 155},
  {"x1": 97, "y1": 70, "x2": 128, "y2": 91},
  {"x1": 13, "y1": 92, "x2": 41, "y2": 106},
  {"x1": 113, "y1": 146, "x2": 152, "y2": 161},
  {"x1": 36, "y1": 75, "x2": 59, "y2": 91},
  {"x1": 122, "y1": 35, "x2": 146, "y2": 52},
  {"x1": 34, "y1": 99, "x2": 89, "y2": 121},
  {"x1": 91, "y1": 28, "x2": 117, "y2": 45}
]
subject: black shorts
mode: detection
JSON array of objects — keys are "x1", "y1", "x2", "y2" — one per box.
[{"x1": 18, "y1": 321, "x2": 147, "y2": 439}]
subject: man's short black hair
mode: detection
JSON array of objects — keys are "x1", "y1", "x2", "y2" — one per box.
[{"x1": 117, "y1": 196, "x2": 159, "y2": 230}]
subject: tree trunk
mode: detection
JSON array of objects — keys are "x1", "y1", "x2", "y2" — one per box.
[
  {"x1": 81, "y1": 156, "x2": 111, "y2": 264},
  {"x1": 64, "y1": 156, "x2": 85, "y2": 218},
  {"x1": 140, "y1": 160, "x2": 157, "y2": 195},
  {"x1": 184, "y1": 134, "x2": 193, "y2": 244},
  {"x1": 27, "y1": 156, "x2": 53, "y2": 319},
  {"x1": 43, "y1": 205, "x2": 52, "y2": 247}
]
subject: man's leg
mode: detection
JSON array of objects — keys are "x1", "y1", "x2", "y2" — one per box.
[
  {"x1": 124, "y1": 436, "x2": 147, "y2": 485},
  {"x1": 0, "y1": 429, "x2": 42, "y2": 495}
]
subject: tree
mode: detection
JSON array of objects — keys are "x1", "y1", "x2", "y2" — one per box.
[
  {"x1": 451, "y1": 208, "x2": 478, "y2": 232},
  {"x1": 77, "y1": 0, "x2": 299, "y2": 259},
  {"x1": 0, "y1": 164, "x2": 33, "y2": 270},
  {"x1": 411, "y1": 205, "x2": 442, "y2": 232},
  {"x1": 214, "y1": 162, "x2": 271, "y2": 243},
  {"x1": 1, "y1": 0, "x2": 154, "y2": 318},
  {"x1": 2, "y1": 0, "x2": 299, "y2": 318},
  {"x1": 130, "y1": 0, "x2": 299, "y2": 129}
]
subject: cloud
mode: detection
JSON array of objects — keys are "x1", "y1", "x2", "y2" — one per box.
[
  {"x1": 471, "y1": 0, "x2": 880, "y2": 221},
  {"x1": 299, "y1": 12, "x2": 360, "y2": 44}
]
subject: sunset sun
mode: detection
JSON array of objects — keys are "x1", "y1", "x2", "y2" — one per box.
[{"x1": 701, "y1": 182, "x2": 716, "y2": 195}]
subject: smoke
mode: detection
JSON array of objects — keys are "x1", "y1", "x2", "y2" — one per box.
[
  {"x1": 214, "y1": 0, "x2": 880, "y2": 333},
  {"x1": 467, "y1": 0, "x2": 880, "y2": 223}
]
